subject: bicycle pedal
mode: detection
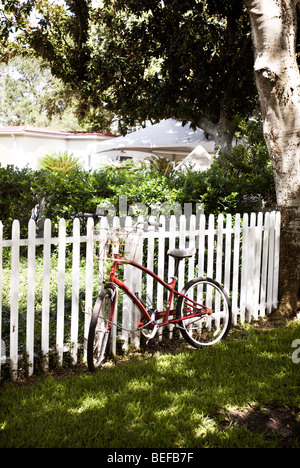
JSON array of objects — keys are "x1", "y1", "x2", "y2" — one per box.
[{"x1": 146, "y1": 324, "x2": 158, "y2": 344}]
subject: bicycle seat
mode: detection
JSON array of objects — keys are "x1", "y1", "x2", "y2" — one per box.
[{"x1": 167, "y1": 248, "x2": 196, "y2": 259}]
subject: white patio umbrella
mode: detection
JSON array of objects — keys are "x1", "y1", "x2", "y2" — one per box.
[
  {"x1": 174, "y1": 145, "x2": 214, "y2": 172},
  {"x1": 92, "y1": 119, "x2": 215, "y2": 162}
]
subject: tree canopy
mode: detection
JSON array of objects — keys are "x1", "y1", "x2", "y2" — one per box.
[
  {"x1": 0, "y1": 55, "x2": 84, "y2": 129},
  {"x1": 93, "y1": 0, "x2": 257, "y2": 138},
  {"x1": 0, "y1": 0, "x2": 258, "y2": 147}
]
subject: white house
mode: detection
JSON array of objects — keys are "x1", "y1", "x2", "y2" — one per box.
[{"x1": 0, "y1": 126, "x2": 117, "y2": 170}]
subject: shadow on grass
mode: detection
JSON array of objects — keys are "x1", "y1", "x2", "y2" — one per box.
[{"x1": 1, "y1": 321, "x2": 300, "y2": 448}]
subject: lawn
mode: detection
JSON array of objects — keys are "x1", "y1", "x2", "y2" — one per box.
[{"x1": 0, "y1": 318, "x2": 300, "y2": 448}]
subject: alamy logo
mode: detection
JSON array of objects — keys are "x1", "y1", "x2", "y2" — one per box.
[
  {"x1": 96, "y1": 195, "x2": 204, "y2": 228},
  {"x1": 1, "y1": 339, "x2": 6, "y2": 361},
  {"x1": 291, "y1": 339, "x2": 300, "y2": 364}
]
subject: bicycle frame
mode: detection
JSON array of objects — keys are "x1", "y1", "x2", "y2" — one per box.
[{"x1": 105, "y1": 254, "x2": 212, "y2": 332}]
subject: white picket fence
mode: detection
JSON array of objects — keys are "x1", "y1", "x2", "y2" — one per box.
[{"x1": 0, "y1": 211, "x2": 280, "y2": 378}]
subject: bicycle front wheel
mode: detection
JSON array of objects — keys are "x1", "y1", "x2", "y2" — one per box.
[
  {"x1": 176, "y1": 277, "x2": 231, "y2": 347},
  {"x1": 87, "y1": 288, "x2": 115, "y2": 372}
]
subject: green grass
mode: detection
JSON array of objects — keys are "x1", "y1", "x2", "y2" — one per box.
[{"x1": 0, "y1": 319, "x2": 300, "y2": 448}]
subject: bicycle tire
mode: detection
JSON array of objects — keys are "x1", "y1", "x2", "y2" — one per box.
[
  {"x1": 87, "y1": 288, "x2": 114, "y2": 372},
  {"x1": 176, "y1": 277, "x2": 231, "y2": 347}
]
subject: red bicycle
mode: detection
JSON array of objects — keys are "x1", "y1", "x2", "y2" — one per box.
[{"x1": 85, "y1": 215, "x2": 232, "y2": 372}]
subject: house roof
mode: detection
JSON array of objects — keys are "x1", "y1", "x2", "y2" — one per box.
[{"x1": 0, "y1": 126, "x2": 117, "y2": 139}]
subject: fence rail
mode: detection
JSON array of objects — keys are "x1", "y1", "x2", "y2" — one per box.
[{"x1": 0, "y1": 211, "x2": 280, "y2": 379}]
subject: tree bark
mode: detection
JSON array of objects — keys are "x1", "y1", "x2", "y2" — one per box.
[
  {"x1": 196, "y1": 114, "x2": 235, "y2": 153},
  {"x1": 245, "y1": 0, "x2": 300, "y2": 316}
]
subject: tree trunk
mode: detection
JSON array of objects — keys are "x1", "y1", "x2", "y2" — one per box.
[
  {"x1": 214, "y1": 115, "x2": 236, "y2": 153},
  {"x1": 279, "y1": 206, "x2": 300, "y2": 316},
  {"x1": 245, "y1": 0, "x2": 300, "y2": 316},
  {"x1": 196, "y1": 114, "x2": 235, "y2": 153}
]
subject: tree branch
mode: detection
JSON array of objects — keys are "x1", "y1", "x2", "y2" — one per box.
[{"x1": 195, "y1": 116, "x2": 218, "y2": 139}]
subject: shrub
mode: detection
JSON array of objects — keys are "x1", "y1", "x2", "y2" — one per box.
[
  {"x1": 0, "y1": 166, "x2": 38, "y2": 238},
  {"x1": 175, "y1": 118, "x2": 276, "y2": 215},
  {"x1": 39, "y1": 151, "x2": 82, "y2": 174}
]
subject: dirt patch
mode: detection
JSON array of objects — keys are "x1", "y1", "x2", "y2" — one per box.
[{"x1": 228, "y1": 405, "x2": 300, "y2": 447}]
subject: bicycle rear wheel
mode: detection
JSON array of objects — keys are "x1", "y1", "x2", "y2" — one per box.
[
  {"x1": 176, "y1": 277, "x2": 231, "y2": 347},
  {"x1": 87, "y1": 288, "x2": 114, "y2": 372}
]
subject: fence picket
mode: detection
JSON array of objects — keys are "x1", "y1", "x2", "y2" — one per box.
[
  {"x1": 232, "y1": 213, "x2": 241, "y2": 323},
  {"x1": 84, "y1": 217, "x2": 94, "y2": 361},
  {"x1": 188, "y1": 215, "x2": 196, "y2": 283},
  {"x1": 224, "y1": 214, "x2": 232, "y2": 296},
  {"x1": 71, "y1": 218, "x2": 80, "y2": 363},
  {"x1": 240, "y1": 213, "x2": 249, "y2": 323},
  {"x1": 132, "y1": 216, "x2": 144, "y2": 347},
  {"x1": 42, "y1": 219, "x2": 51, "y2": 368},
  {"x1": 197, "y1": 214, "x2": 205, "y2": 278},
  {"x1": 157, "y1": 216, "x2": 166, "y2": 313},
  {"x1": 0, "y1": 222, "x2": 3, "y2": 374},
  {"x1": 0, "y1": 211, "x2": 281, "y2": 378},
  {"x1": 267, "y1": 212, "x2": 277, "y2": 314},
  {"x1": 56, "y1": 218, "x2": 66, "y2": 365},
  {"x1": 10, "y1": 220, "x2": 20, "y2": 378},
  {"x1": 260, "y1": 212, "x2": 270, "y2": 315},
  {"x1": 247, "y1": 213, "x2": 256, "y2": 321},
  {"x1": 253, "y1": 212, "x2": 263, "y2": 319},
  {"x1": 110, "y1": 217, "x2": 120, "y2": 355},
  {"x1": 167, "y1": 215, "x2": 176, "y2": 282},
  {"x1": 207, "y1": 214, "x2": 215, "y2": 279},
  {"x1": 146, "y1": 217, "x2": 156, "y2": 306},
  {"x1": 216, "y1": 214, "x2": 224, "y2": 286},
  {"x1": 26, "y1": 219, "x2": 36, "y2": 376},
  {"x1": 273, "y1": 211, "x2": 281, "y2": 310},
  {"x1": 178, "y1": 215, "x2": 186, "y2": 292},
  {"x1": 122, "y1": 217, "x2": 133, "y2": 348}
]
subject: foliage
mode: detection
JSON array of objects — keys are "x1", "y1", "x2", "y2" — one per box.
[
  {"x1": 32, "y1": 168, "x2": 98, "y2": 235},
  {"x1": 39, "y1": 151, "x2": 82, "y2": 174},
  {"x1": 93, "y1": 0, "x2": 257, "y2": 135},
  {"x1": 146, "y1": 155, "x2": 174, "y2": 175},
  {"x1": 0, "y1": 166, "x2": 39, "y2": 238},
  {"x1": 0, "y1": 56, "x2": 84, "y2": 130},
  {"x1": 99, "y1": 162, "x2": 180, "y2": 211},
  {"x1": 0, "y1": 0, "x2": 258, "y2": 141},
  {"x1": 176, "y1": 118, "x2": 276, "y2": 214},
  {"x1": 0, "y1": 166, "x2": 91, "y2": 238}
]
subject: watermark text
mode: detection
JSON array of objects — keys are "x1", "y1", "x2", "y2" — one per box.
[{"x1": 291, "y1": 339, "x2": 300, "y2": 363}]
